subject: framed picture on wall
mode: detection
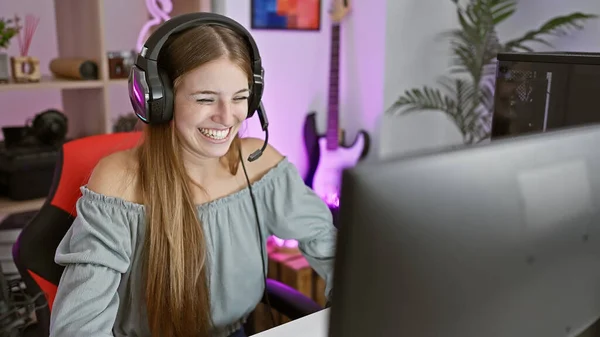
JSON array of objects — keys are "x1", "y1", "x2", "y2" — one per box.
[{"x1": 251, "y1": 0, "x2": 321, "y2": 31}]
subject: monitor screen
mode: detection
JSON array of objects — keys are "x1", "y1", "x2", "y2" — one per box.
[{"x1": 492, "y1": 52, "x2": 600, "y2": 140}]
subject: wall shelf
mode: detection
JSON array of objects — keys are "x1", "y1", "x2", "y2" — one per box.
[{"x1": 0, "y1": 76, "x2": 104, "y2": 92}]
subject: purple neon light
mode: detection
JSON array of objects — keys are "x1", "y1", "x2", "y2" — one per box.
[
  {"x1": 137, "y1": 0, "x2": 173, "y2": 52},
  {"x1": 270, "y1": 236, "x2": 299, "y2": 249},
  {"x1": 133, "y1": 80, "x2": 143, "y2": 104},
  {"x1": 324, "y1": 192, "x2": 340, "y2": 208}
]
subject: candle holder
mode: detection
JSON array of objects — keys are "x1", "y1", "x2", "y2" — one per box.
[{"x1": 10, "y1": 55, "x2": 40, "y2": 83}]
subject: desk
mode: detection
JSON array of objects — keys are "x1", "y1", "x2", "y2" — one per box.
[{"x1": 251, "y1": 308, "x2": 330, "y2": 337}]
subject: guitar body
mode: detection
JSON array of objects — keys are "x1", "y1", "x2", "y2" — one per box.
[
  {"x1": 312, "y1": 130, "x2": 370, "y2": 204},
  {"x1": 303, "y1": 111, "x2": 322, "y2": 188}
]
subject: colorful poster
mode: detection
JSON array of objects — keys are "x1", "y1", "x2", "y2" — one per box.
[{"x1": 251, "y1": 0, "x2": 321, "y2": 30}]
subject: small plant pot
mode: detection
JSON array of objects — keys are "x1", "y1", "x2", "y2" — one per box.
[
  {"x1": 10, "y1": 56, "x2": 41, "y2": 83},
  {"x1": 0, "y1": 53, "x2": 9, "y2": 83}
]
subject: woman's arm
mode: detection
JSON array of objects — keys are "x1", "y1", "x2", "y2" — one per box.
[
  {"x1": 267, "y1": 168, "x2": 337, "y2": 300},
  {"x1": 241, "y1": 138, "x2": 337, "y2": 300}
]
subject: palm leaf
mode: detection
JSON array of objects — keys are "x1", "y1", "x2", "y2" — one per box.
[
  {"x1": 387, "y1": 86, "x2": 457, "y2": 118},
  {"x1": 503, "y1": 12, "x2": 598, "y2": 52},
  {"x1": 447, "y1": 0, "x2": 507, "y2": 76},
  {"x1": 438, "y1": 77, "x2": 476, "y2": 115},
  {"x1": 490, "y1": 0, "x2": 516, "y2": 25},
  {"x1": 443, "y1": 77, "x2": 478, "y2": 139}
]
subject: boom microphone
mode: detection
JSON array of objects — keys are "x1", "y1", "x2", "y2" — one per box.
[{"x1": 247, "y1": 102, "x2": 269, "y2": 162}]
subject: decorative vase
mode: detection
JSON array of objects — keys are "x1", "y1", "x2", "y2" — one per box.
[
  {"x1": 0, "y1": 53, "x2": 9, "y2": 83},
  {"x1": 10, "y1": 56, "x2": 41, "y2": 83}
]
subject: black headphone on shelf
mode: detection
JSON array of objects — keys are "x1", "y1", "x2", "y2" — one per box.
[
  {"x1": 30, "y1": 109, "x2": 69, "y2": 145},
  {"x1": 128, "y1": 12, "x2": 269, "y2": 162},
  {"x1": 2, "y1": 109, "x2": 68, "y2": 149}
]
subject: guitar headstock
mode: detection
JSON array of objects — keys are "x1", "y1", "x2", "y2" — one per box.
[{"x1": 329, "y1": 0, "x2": 351, "y2": 24}]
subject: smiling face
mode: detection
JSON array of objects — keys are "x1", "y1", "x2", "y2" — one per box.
[{"x1": 173, "y1": 56, "x2": 250, "y2": 160}]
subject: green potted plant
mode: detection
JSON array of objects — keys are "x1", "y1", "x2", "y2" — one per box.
[
  {"x1": 0, "y1": 17, "x2": 19, "y2": 82},
  {"x1": 385, "y1": 0, "x2": 597, "y2": 144}
]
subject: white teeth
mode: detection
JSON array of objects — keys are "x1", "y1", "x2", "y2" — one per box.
[{"x1": 199, "y1": 127, "x2": 230, "y2": 140}]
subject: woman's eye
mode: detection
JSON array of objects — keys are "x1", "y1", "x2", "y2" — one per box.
[
  {"x1": 196, "y1": 99, "x2": 214, "y2": 103},
  {"x1": 234, "y1": 96, "x2": 249, "y2": 101}
]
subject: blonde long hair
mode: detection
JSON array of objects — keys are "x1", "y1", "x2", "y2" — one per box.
[{"x1": 136, "y1": 24, "x2": 251, "y2": 337}]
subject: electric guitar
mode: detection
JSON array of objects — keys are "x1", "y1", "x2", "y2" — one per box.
[{"x1": 308, "y1": 0, "x2": 370, "y2": 206}]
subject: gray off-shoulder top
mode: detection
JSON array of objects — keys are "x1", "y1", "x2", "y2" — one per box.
[{"x1": 49, "y1": 158, "x2": 337, "y2": 337}]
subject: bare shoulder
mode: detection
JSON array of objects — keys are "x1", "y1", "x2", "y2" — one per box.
[
  {"x1": 87, "y1": 148, "x2": 139, "y2": 202},
  {"x1": 240, "y1": 137, "x2": 285, "y2": 181}
]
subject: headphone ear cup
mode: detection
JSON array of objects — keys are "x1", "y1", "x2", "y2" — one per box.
[{"x1": 157, "y1": 67, "x2": 175, "y2": 123}]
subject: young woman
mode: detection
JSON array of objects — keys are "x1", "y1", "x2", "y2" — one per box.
[{"x1": 49, "y1": 15, "x2": 336, "y2": 337}]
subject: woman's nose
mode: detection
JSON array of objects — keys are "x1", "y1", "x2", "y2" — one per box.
[{"x1": 212, "y1": 101, "x2": 236, "y2": 126}]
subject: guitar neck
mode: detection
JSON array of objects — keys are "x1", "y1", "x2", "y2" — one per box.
[{"x1": 326, "y1": 23, "x2": 341, "y2": 151}]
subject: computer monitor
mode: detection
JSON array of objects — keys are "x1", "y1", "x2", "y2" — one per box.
[
  {"x1": 492, "y1": 51, "x2": 600, "y2": 140},
  {"x1": 329, "y1": 124, "x2": 600, "y2": 337}
]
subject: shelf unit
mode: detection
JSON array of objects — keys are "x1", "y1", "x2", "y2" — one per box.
[{"x1": 0, "y1": 0, "x2": 211, "y2": 215}]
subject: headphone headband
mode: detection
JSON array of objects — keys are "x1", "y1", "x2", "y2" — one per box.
[{"x1": 141, "y1": 12, "x2": 262, "y2": 65}]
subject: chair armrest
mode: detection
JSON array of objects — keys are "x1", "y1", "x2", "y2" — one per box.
[{"x1": 263, "y1": 279, "x2": 323, "y2": 320}]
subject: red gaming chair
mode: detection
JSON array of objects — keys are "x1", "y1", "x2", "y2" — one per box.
[
  {"x1": 12, "y1": 132, "x2": 321, "y2": 336},
  {"x1": 11, "y1": 132, "x2": 143, "y2": 336}
]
